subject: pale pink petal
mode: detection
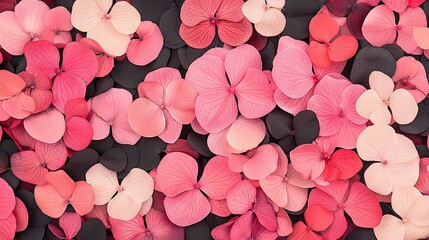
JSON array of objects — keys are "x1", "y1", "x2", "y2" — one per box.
[
  {"x1": 235, "y1": 68, "x2": 275, "y2": 118},
  {"x1": 226, "y1": 116, "x2": 266, "y2": 152},
  {"x1": 186, "y1": 55, "x2": 229, "y2": 93},
  {"x1": 369, "y1": 71, "x2": 394, "y2": 101},
  {"x1": 120, "y1": 168, "x2": 153, "y2": 203},
  {"x1": 274, "y1": 88, "x2": 313, "y2": 116},
  {"x1": 259, "y1": 175, "x2": 287, "y2": 207},
  {"x1": 283, "y1": 184, "x2": 309, "y2": 212},
  {"x1": 364, "y1": 163, "x2": 395, "y2": 195},
  {"x1": 374, "y1": 215, "x2": 405, "y2": 240},
  {"x1": 207, "y1": 127, "x2": 243, "y2": 156},
  {"x1": 108, "y1": 1, "x2": 140, "y2": 35},
  {"x1": 356, "y1": 90, "x2": 386, "y2": 120},
  {"x1": 128, "y1": 98, "x2": 165, "y2": 137},
  {"x1": 87, "y1": 20, "x2": 131, "y2": 57},
  {"x1": 199, "y1": 156, "x2": 242, "y2": 200},
  {"x1": 164, "y1": 189, "x2": 211, "y2": 227},
  {"x1": 23, "y1": 107, "x2": 66, "y2": 144},
  {"x1": 226, "y1": 180, "x2": 256, "y2": 214},
  {"x1": 389, "y1": 89, "x2": 418, "y2": 124},
  {"x1": 139, "y1": 197, "x2": 152, "y2": 216},
  {"x1": 45, "y1": 6, "x2": 73, "y2": 31},
  {"x1": 356, "y1": 124, "x2": 397, "y2": 162},
  {"x1": 107, "y1": 192, "x2": 142, "y2": 221},
  {"x1": 70, "y1": 0, "x2": 104, "y2": 32},
  {"x1": 413, "y1": 26, "x2": 429, "y2": 49},
  {"x1": 272, "y1": 48, "x2": 314, "y2": 99},
  {"x1": 14, "y1": 0, "x2": 49, "y2": 39},
  {"x1": 85, "y1": 163, "x2": 119, "y2": 205},
  {"x1": 241, "y1": 0, "x2": 266, "y2": 23},
  {"x1": 362, "y1": 5, "x2": 397, "y2": 47},
  {"x1": 157, "y1": 152, "x2": 198, "y2": 197},
  {"x1": 255, "y1": 8, "x2": 286, "y2": 37}
]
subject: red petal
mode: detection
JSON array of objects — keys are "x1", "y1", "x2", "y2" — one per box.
[
  {"x1": 304, "y1": 205, "x2": 334, "y2": 232},
  {"x1": 217, "y1": 19, "x2": 253, "y2": 47},
  {"x1": 64, "y1": 117, "x2": 94, "y2": 151},
  {"x1": 179, "y1": 21, "x2": 216, "y2": 49},
  {"x1": 180, "y1": 0, "x2": 221, "y2": 27},
  {"x1": 69, "y1": 181, "x2": 95, "y2": 216},
  {"x1": 308, "y1": 41, "x2": 331, "y2": 68},
  {"x1": 61, "y1": 42, "x2": 98, "y2": 85},
  {"x1": 322, "y1": 149, "x2": 362, "y2": 181},
  {"x1": 328, "y1": 35, "x2": 358, "y2": 62},
  {"x1": 10, "y1": 150, "x2": 47, "y2": 185},
  {"x1": 0, "y1": 70, "x2": 25, "y2": 99},
  {"x1": 65, "y1": 98, "x2": 89, "y2": 119},
  {"x1": 52, "y1": 73, "x2": 87, "y2": 112},
  {"x1": 309, "y1": 14, "x2": 339, "y2": 43}
]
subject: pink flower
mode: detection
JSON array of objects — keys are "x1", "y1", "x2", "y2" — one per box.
[{"x1": 40, "y1": 6, "x2": 73, "y2": 47}]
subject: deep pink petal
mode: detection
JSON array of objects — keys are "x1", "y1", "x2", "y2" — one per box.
[
  {"x1": 61, "y1": 42, "x2": 98, "y2": 85},
  {"x1": 304, "y1": 205, "x2": 334, "y2": 232},
  {"x1": 24, "y1": 40, "x2": 59, "y2": 78},
  {"x1": 180, "y1": 0, "x2": 221, "y2": 27},
  {"x1": 226, "y1": 180, "x2": 256, "y2": 214},
  {"x1": 179, "y1": 21, "x2": 216, "y2": 49},
  {"x1": 158, "y1": 110, "x2": 182, "y2": 144},
  {"x1": 0, "y1": 213, "x2": 16, "y2": 240},
  {"x1": 146, "y1": 208, "x2": 184, "y2": 239},
  {"x1": 0, "y1": 178, "x2": 15, "y2": 219},
  {"x1": 13, "y1": 197, "x2": 28, "y2": 232},
  {"x1": 110, "y1": 214, "x2": 146, "y2": 240},
  {"x1": 69, "y1": 181, "x2": 95, "y2": 216},
  {"x1": 253, "y1": 190, "x2": 278, "y2": 231},
  {"x1": 217, "y1": 19, "x2": 253, "y2": 47},
  {"x1": 63, "y1": 117, "x2": 94, "y2": 151},
  {"x1": 59, "y1": 212, "x2": 81, "y2": 239},
  {"x1": 127, "y1": 21, "x2": 163, "y2": 66},
  {"x1": 52, "y1": 73, "x2": 87, "y2": 112},
  {"x1": 44, "y1": 6, "x2": 72, "y2": 31},
  {"x1": 10, "y1": 150, "x2": 47, "y2": 185}
]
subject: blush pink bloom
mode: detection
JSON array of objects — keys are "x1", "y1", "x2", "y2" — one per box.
[
  {"x1": 128, "y1": 68, "x2": 197, "y2": 143},
  {"x1": 241, "y1": 0, "x2": 286, "y2": 37},
  {"x1": 186, "y1": 44, "x2": 275, "y2": 133},
  {"x1": 228, "y1": 144, "x2": 279, "y2": 180},
  {"x1": 260, "y1": 144, "x2": 315, "y2": 212},
  {"x1": 156, "y1": 153, "x2": 241, "y2": 226},
  {"x1": 308, "y1": 13, "x2": 358, "y2": 67},
  {"x1": 90, "y1": 88, "x2": 140, "y2": 145},
  {"x1": 71, "y1": 0, "x2": 141, "y2": 56},
  {"x1": 374, "y1": 186, "x2": 429, "y2": 240},
  {"x1": 127, "y1": 21, "x2": 163, "y2": 66},
  {"x1": 34, "y1": 170, "x2": 95, "y2": 218},
  {"x1": 10, "y1": 140, "x2": 67, "y2": 185},
  {"x1": 207, "y1": 116, "x2": 266, "y2": 156},
  {"x1": 308, "y1": 179, "x2": 382, "y2": 240},
  {"x1": 24, "y1": 40, "x2": 98, "y2": 112},
  {"x1": 48, "y1": 212, "x2": 82, "y2": 240},
  {"x1": 272, "y1": 37, "x2": 345, "y2": 115},
  {"x1": 18, "y1": 71, "x2": 52, "y2": 114},
  {"x1": 287, "y1": 205, "x2": 334, "y2": 240},
  {"x1": 362, "y1": 5, "x2": 427, "y2": 53},
  {"x1": 179, "y1": 0, "x2": 252, "y2": 49},
  {"x1": 0, "y1": 0, "x2": 49, "y2": 55},
  {"x1": 40, "y1": 6, "x2": 73, "y2": 47},
  {"x1": 0, "y1": 70, "x2": 35, "y2": 119},
  {"x1": 356, "y1": 124, "x2": 420, "y2": 195},
  {"x1": 307, "y1": 75, "x2": 367, "y2": 149},
  {"x1": 110, "y1": 209, "x2": 184, "y2": 240},
  {"x1": 356, "y1": 71, "x2": 418, "y2": 125},
  {"x1": 392, "y1": 56, "x2": 429, "y2": 103},
  {"x1": 85, "y1": 163, "x2": 154, "y2": 221},
  {"x1": 290, "y1": 139, "x2": 362, "y2": 182},
  {"x1": 226, "y1": 180, "x2": 278, "y2": 236}
]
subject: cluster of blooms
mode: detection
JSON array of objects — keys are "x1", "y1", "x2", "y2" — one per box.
[{"x1": 0, "y1": 0, "x2": 429, "y2": 239}]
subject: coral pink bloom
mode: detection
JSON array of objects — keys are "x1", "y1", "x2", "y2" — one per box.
[
  {"x1": 90, "y1": 88, "x2": 140, "y2": 145},
  {"x1": 308, "y1": 13, "x2": 358, "y2": 67},
  {"x1": 34, "y1": 170, "x2": 95, "y2": 218},
  {"x1": 48, "y1": 212, "x2": 82, "y2": 240},
  {"x1": 416, "y1": 158, "x2": 429, "y2": 195},
  {"x1": 0, "y1": 178, "x2": 17, "y2": 240},
  {"x1": 228, "y1": 144, "x2": 278, "y2": 180},
  {"x1": 110, "y1": 209, "x2": 184, "y2": 240},
  {"x1": 63, "y1": 98, "x2": 93, "y2": 151},
  {"x1": 290, "y1": 140, "x2": 362, "y2": 182},
  {"x1": 374, "y1": 186, "x2": 429, "y2": 240},
  {"x1": 156, "y1": 153, "x2": 241, "y2": 226},
  {"x1": 0, "y1": 0, "x2": 49, "y2": 55},
  {"x1": 18, "y1": 71, "x2": 52, "y2": 114},
  {"x1": 129, "y1": 68, "x2": 197, "y2": 143},
  {"x1": 357, "y1": 124, "x2": 420, "y2": 195},
  {"x1": 186, "y1": 44, "x2": 275, "y2": 133},
  {"x1": 10, "y1": 140, "x2": 67, "y2": 185},
  {"x1": 179, "y1": 0, "x2": 252, "y2": 48},
  {"x1": 362, "y1": 5, "x2": 426, "y2": 53},
  {"x1": 241, "y1": 0, "x2": 286, "y2": 37},
  {"x1": 23, "y1": 106, "x2": 65, "y2": 144},
  {"x1": 392, "y1": 56, "x2": 429, "y2": 103},
  {"x1": 356, "y1": 71, "x2": 418, "y2": 125},
  {"x1": 78, "y1": 37, "x2": 114, "y2": 78},
  {"x1": 0, "y1": 70, "x2": 35, "y2": 119},
  {"x1": 260, "y1": 144, "x2": 315, "y2": 212},
  {"x1": 40, "y1": 6, "x2": 73, "y2": 47},
  {"x1": 307, "y1": 75, "x2": 367, "y2": 149},
  {"x1": 308, "y1": 179, "x2": 382, "y2": 240},
  {"x1": 127, "y1": 21, "x2": 163, "y2": 66},
  {"x1": 86, "y1": 163, "x2": 154, "y2": 221},
  {"x1": 24, "y1": 40, "x2": 98, "y2": 112},
  {"x1": 287, "y1": 205, "x2": 334, "y2": 240},
  {"x1": 272, "y1": 37, "x2": 345, "y2": 115},
  {"x1": 71, "y1": 0, "x2": 141, "y2": 56},
  {"x1": 413, "y1": 26, "x2": 429, "y2": 58},
  {"x1": 226, "y1": 180, "x2": 278, "y2": 234},
  {"x1": 207, "y1": 116, "x2": 266, "y2": 156}
]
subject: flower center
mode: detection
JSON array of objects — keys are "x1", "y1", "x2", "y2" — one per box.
[
  {"x1": 381, "y1": 160, "x2": 388, "y2": 165},
  {"x1": 103, "y1": 14, "x2": 111, "y2": 20},
  {"x1": 396, "y1": 25, "x2": 402, "y2": 31},
  {"x1": 228, "y1": 86, "x2": 236, "y2": 93},
  {"x1": 403, "y1": 218, "x2": 408, "y2": 224},
  {"x1": 194, "y1": 183, "x2": 201, "y2": 189},
  {"x1": 338, "y1": 110, "x2": 345, "y2": 118},
  {"x1": 246, "y1": 148, "x2": 257, "y2": 158},
  {"x1": 209, "y1": 16, "x2": 219, "y2": 24},
  {"x1": 337, "y1": 203, "x2": 344, "y2": 209},
  {"x1": 118, "y1": 186, "x2": 124, "y2": 192},
  {"x1": 160, "y1": 104, "x2": 165, "y2": 110},
  {"x1": 313, "y1": 75, "x2": 321, "y2": 83},
  {"x1": 323, "y1": 154, "x2": 331, "y2": 161}
]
